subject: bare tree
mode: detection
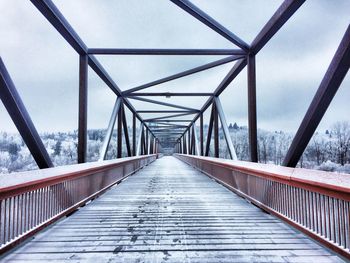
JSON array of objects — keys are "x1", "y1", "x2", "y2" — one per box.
[{"x1": 331, "y1": 121, "x2": 350, "y2": 165}]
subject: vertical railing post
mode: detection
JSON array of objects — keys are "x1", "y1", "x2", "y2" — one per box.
[
  {"x1": 247, "y1": 54, "x2": 258, "y2": 162},
  {"x1": 78, "y1": 54, "x2": 88, "y2": 163}
]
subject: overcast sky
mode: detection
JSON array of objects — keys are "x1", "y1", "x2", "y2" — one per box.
[{"x1": 0, "y1": 0, "x2": 349, "y2": 134}]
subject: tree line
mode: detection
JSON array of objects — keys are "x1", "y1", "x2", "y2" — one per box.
[{"x1": 0, "y1": 121, "x2": 349, "y2": 174}]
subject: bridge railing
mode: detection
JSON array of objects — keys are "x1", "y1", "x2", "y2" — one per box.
[
  {"x1": 176, "y1": 154, "x2": 350, "y2": 259},
  {"x1": 0, "y1": 154, "x2": 157, "y2": 253}
]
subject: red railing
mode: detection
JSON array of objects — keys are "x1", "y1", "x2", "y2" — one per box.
[
  {"x1": 0, "y1": 154, "x2": 157, "y2": 253},
  {"x1": 176, "y1": 154, "x2": 350, "y2": 260}
]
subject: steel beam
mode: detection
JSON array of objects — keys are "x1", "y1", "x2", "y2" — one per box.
[
  {"x1": 214, "y1": 59, "x2": 247, "y2": 96},
  {"x1": 193, "y1": 125, "x2": 200, "y2": 156},
  {"x1": 143, "y1": 129, "x2": 147, "y2": 154},
  {"x1": 117, "y1": 102, "x2": 123, "y2": 158},
  {"x1": 151, "y1": 129, "x2": 186, "y2": 132},
  {"x1": 189, "y1": 128, "x2": 193, "y2": 154},
  {"x1": 151, "y1": 123, "x2": 188, "y2": 127},
  {"x1": 123, "y1": 55, "x2": 243, "y2": 94},
  {"x1": 0, "y1": 58, "x2": 53, "y2": 169},
  {"x1": 88, "y1": 48, "x2": 244, "y2": 56},
  {"x1": 146, "y1": 120, "x2": 192, "y2": 123},
  {"x1": 247, "y1": 55, "x2": 258, "y2": 162},
  {"x1": 78, "y1": 54, "x2": 88, "y2": 163},
  {"x1": 153, "y1": 133, "x2": 184, "y2": 135},
  {"x1": 30, "y1": 0, "x2": 87, "y2": 54},
  {"x1": 214, "y1": 97, "x2": 238, "y2": 160},
  {"x1": 213, "y1": 103, "x2": 219, "y2": 158},
  {"x1": 179, "y1": 59, "x2": 247, "y2": 138},
  {"x1": 132, "y1": 113, "x2": 136, "y2": 156},
  {"x1": 170, "y1": 0, "x2": 249, "y2": 50},
  {"x1": 283, "y1": 25, "x2": 350, "y2": 167},
  {"x1": 150, "y1": 135, "x2": 154, "y2": 154},
  {"x1": 125, "y1": 92, "x2": 213, "y2": 97},
  {"x1": 179, "y1": 138, "x2": 183, "y2": 153},
  {"x1": 145, "y1": 128, "x2": 149, "y2": 155},
  {"x1": 140, "y1": 128, "x2": 145, "y2": 155},
  {"x1": 88, "y1": 55, "x2": 123, "y2": 96},
  {"x1": 137, "y1": 110, "x2": 198, "y2": 113},
  {"x1": 30, "y1": 0, "x2": 157, "y2": 142},
  {"x1": 129, "y1": 96, "x2": 199, "y2": 111},
  {"x1": 136, "y1": 123, "x2": 144, "y2": 156},
  {"x1": 98, "y1": 97, "x2": 122, "y2": 161},
  {"x1": 188, "y1": 128, "x2": 191, "y2": 154},
  {"x1": 144, "y1": 112, "x2": 195, "y2": 121},
  {"x1": 183, "y1": 134, "x2": 187, "y2": 154},
  {"x1": 251, "y1": 0, "x2": 305, "y2": 54},
  {"x1": 205, "y1": 104, "x2": 215, "y2": 156},
  {"x1": 121, "y1": 105, "x2": 132, "y2": 157},
  {"x1": 200, "y1": 113, "x2": 204, "y2": 156}
]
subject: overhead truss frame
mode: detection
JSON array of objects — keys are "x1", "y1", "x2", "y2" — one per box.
[{"x1": 0, "y1": 0, "x2": 348, "y2": 168}]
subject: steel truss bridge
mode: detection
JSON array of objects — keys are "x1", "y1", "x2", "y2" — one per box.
[{"x1": 0, "y1": 0, "x2": 349, "y2": 262}]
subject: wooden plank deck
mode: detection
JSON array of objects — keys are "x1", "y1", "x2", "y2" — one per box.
[{"x1": 1, "y1": 156, "x2": 345, "y2": 262}]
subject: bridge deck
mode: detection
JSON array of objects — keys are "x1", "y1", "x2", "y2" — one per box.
[{"x1": 2, "y1": 157, "x2": 344, "y2": 262}]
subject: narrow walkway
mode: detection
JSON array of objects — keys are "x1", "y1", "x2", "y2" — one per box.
[{"x1": 2, "y1": 157, "x2": 343, "y2": 262}]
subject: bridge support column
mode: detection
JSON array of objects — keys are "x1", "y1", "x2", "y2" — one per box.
[
  {"x1": 200, "y1": 113, "x2": 204, "y2": 156},
  {"x1": 78, "y1": 55, "x2": 88, "y2": 163},
  {"x1": 145, "y1": 128, "x2": 149, "y2": 155},
  {"x1": 132, "y1": 113, "x2": 136, "y2": 156},
  {"x1": 247, "y1": 54, "x2": 258, "y2": 162},
  {"x1": 188, "y1": 128, "x2": 191, "y2": 154},
  {"x1": 192, "y1": 125, "x2": 200, "y2": 155},
  {"x1": 213, "y1": 102, "x2": 219, "y2": 158},
  {"x1": 117, "y1": 101, "x2": 123, "y2": 158},
  {"x1": 183, "y1": 133, "x2": 187, "y2": 154},
  {"x1": 179, "y1": 137, "x2": 183, "y2": 153}
]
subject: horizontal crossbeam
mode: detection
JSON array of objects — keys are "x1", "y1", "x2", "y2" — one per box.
[
  {"x1": 126, "y1": 92, "x2": 213, "y2": 97},
  {"x1": 88, "y1": 48, "x2": 245, "y2": 56}
]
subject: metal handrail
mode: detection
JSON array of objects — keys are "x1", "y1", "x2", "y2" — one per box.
[
  {"x1": 0, "y1": 154, "x2": 157, "y2": 253},
  {"x1": 175, "y1": 154, "x2": 350, "y2": 260}
]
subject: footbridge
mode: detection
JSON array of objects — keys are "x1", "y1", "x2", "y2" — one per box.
[{"x1": 0, "y1": 0, "x2": 350, "y2": 262}]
